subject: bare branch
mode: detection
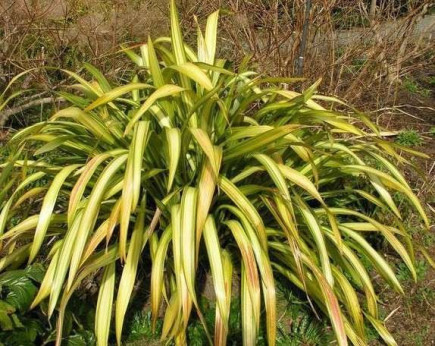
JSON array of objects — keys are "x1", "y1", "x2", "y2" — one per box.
[{"x1": 0, "y1": 97, "x2": 65, "y2": 126}]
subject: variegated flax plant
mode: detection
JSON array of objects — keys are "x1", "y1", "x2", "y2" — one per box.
[{"x1": 0, "y1": 1, "x2": 429, "y2": 345}]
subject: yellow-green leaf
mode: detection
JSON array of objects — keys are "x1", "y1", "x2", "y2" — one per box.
[
  {"x1": 170, "y1": 63, "x2": 213, "y2": 90},
  {"x1": 125, "y1": 85, "x2": 184, "y2": 135},
  {"x1": 95, "y1": 262, "x2": 116, "y2": 346},
  {"x1": 115, "y1": 199, "x2": 146, "y2": 344},
  {"x1": 29, "y1": 164, "x2": 79, "y2": 262}
]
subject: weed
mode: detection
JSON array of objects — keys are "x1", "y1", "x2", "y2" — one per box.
[
  {"x1": 409, "y1": 325, "x2": 430, "y2": 346},
  {"x1": 350, "y1": 58, "x2": 367, "y2": 72},
  {"x1": 395, "y1": 130, "x2": 423, "y2": 147},
  {"x1": 277, "y1": 315, "x2": 328, "y2": 346},
  {"x1": 274, "y1": 280, "x2": 332, "y2": 345},
  {"x1": 0, "y1": 265, "x2": 95, "y2": 345},
  {"x1": 126, "y1": 311, "x2": 161, "y2": 343},
  {"x1": 365, "y1": 324, "x2": 381, "y2": 343},
  {"x1": 414, "y1": 286, "x2": 435, "y2": 304},
  {"x1": 403, "y1": 77, "x2": 419, "y2": 93},
  {"x1": 403, "y1": 77, "x2": 431, "y2": 97},
  {"x1": 397, "y1": 260, "x2": 429, "y2": 282},
  {"x1": 414, "y1": 260, "x2": 429, "y2": 281},
  {"x1": 422, "y1": 233, "x2": 435, "y2": 247}
]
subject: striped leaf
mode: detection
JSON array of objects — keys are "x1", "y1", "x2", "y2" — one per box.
[
  {"x1": 115, "y1": 199, "x2": 146, "y2": 344},
  {"x1": 95, "y1": 262, "x2": 116, "y2": 346}
]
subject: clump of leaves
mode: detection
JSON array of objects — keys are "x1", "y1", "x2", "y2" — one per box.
[
  {"x1": 0, "y1": 1, "x2": 430, "y2": 345},
  {"x1": 422, "y1": 233, "x2": 435, "y2": 247},
  {"x1": 125, "y1": 310, "x2": 162, "y2": 343},
  {"x1": 286, "y1": 315, "x2": 326, "y2": 346},
  {"x1": 0, "y1": 264, "x2": 97, "y2": 346},
  {"x1": 273, "y1": 278, "x2": 332, "y2": 345},
  {"x1": 403, "y1": 77, "x2": 419, "y2": 94},
  {"x1": 414, "y1": 286, "x2": 435, "y2": 304},
  {"x1": 395, "y1": 130, "x2": 423, "y2": 147},
  {"x1": 0, "y1": 265, "x2": 45, "y2": 345}
]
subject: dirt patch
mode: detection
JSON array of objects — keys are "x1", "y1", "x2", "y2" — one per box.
[{"x1": 383, "y1": 259, "x2": 435, "y2": 345}]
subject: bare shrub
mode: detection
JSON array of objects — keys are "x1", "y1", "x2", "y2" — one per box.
[
  {"x1": 197, "y1": 0, "x2": 434, "y2": 107},
  {"x1": 0, "y1": 0, "x2": 169, "y2": 83}
]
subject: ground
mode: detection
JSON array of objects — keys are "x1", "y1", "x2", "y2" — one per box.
[{"x1": 373, "y1": 66, "x2": 435, "y2": 346}]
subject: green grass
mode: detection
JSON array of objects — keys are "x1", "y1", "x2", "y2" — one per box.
[{"x1": 403, "y1": 77, "x2": 419, "y2": 94}]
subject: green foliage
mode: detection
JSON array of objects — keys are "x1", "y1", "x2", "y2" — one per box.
[
  {"x1": 125, "y1": 311, "x2": 162, "y2": 343},
  {"x1": 0, "y1": 264, "x2": 97, "y2": 346},
  {"x1": 413, "y1": 286, "x2": 434, "y2": 304},
  {"x1": 408, "y1": 325, "x2": 431, "y2": 346},
  {"x1": 422, "y1": 233, "x2": 435, "y2": 247},
  {"x1": 283, "y1": 315, "x2": 326, "y2": 346},
  {"x1": 395, "y1": 129, "x2": 423, "y2": 147},
  {"x1": 403, "y1": 77, "x2": 430, "y2": 97},
  {"x1": 0, "y1": 265, "x2": 45, "y2": 345},
  {"x1": 365, "y1": 324, "x2": 381, "y2": 343},
  {"x1": 403, "y1": 77, "x2": 419, "y2": 93},
  {"x1": 61, "y1": 330, "x2": 96, "y2": 346},
  {"x1": 350, "y1": 57, "x2": 367, "y2": 72},
  {"x1": 275, "y1": 281, "x2": 331, "y2": 346},
  {"x1": 0, "y1": 1, "x2": 429, "y2": 345},
  {"x1": 397, "y1": 260, "x2": 429, "y2": 282}
]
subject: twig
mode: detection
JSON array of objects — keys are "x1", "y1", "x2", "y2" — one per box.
[
  {"x1": 370, "y1": 106, "x2": 426, "y2": 121},
  {"x1": 0, "y1": 96, "x2": 65, "y2": 126},
  {"x1": 384, "y1": 306, "x2": 400, "y2": 322}
]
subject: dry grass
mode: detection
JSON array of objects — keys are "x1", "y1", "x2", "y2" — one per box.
[
  {"x1": 1, "y1": 1, "x2": 433, "y2": 106},
  {"x1": 0, "y1": 0, "x2": 433, "y2": 127},
  {"x1": 194, "y1": 0, "x2": 434, "y2": 107},
  {"x1": 0, "y1": 0, "x2": 169, "y2": 82}
]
